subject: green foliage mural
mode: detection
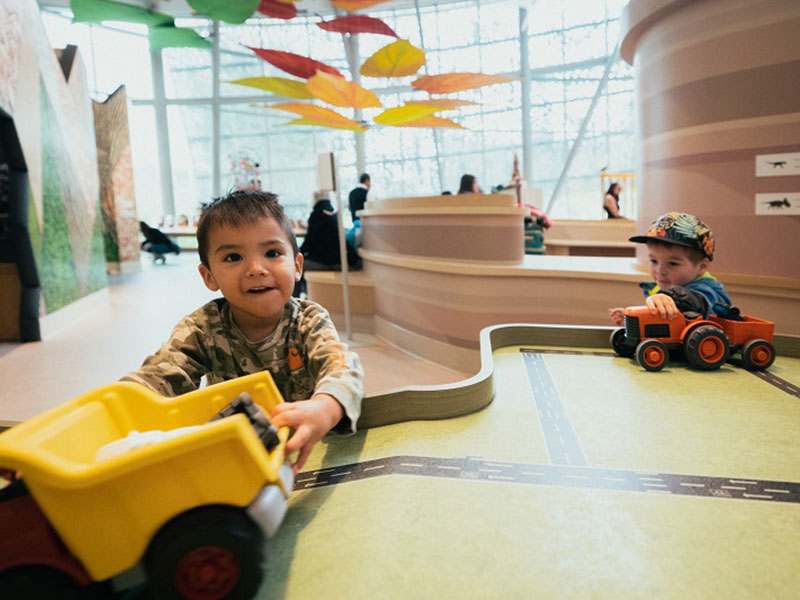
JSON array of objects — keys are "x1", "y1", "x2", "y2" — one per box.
[{"x1": 33, "y1": 81, "x2": 107, "y2": 314}]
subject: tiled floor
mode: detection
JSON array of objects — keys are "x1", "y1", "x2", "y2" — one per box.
[{"x1": 0, "y1": 253, "x2": 468, "y2": 425}]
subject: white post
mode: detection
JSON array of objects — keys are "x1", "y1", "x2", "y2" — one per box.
[{"x1": 332, "y1": 155, "x2": 353, "y2": 342}]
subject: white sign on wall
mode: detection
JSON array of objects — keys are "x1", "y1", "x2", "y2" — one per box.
[
  {"x1": 755, "y1": 192, "x2": 800, "y2": 215},
  {"x1": 755, "y1": 152, "x2": 800, "y2": 177}
]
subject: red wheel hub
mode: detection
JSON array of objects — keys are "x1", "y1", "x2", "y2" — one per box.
[
  {"x1": 175, "y1": 545, "x2": 240, "y2": 600},
  {"x1": 645, "y1": 347, "x2": 663, "y2": 366},
  {"x1": 750, "y1": 345, "x2": 771, "y2": 366},
  {"x1": 699, "y1": 337, "x2": 724, "y2": 362}
]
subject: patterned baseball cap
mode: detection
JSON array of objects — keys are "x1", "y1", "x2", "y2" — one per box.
[{"x1": 629, "y1": 212, "x2": 715, "y2": 261}]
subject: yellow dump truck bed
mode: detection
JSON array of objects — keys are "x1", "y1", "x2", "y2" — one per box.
[{"x1": 0, "y1": 372, "x2": 289, "y2": 581}]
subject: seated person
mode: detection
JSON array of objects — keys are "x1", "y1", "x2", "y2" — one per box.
[
  {"x1": 300, "y1": 192, "x2": 360, "y2": 271},
  {"x1": 140, "y1": 221, "x2": 181, "y2": 260},
  {"x1": 124, "y1": 191, "x2": 363, "y2": 472},
  {"x1": 608, "y1": 212, "x2": 732, "y2": 325}
]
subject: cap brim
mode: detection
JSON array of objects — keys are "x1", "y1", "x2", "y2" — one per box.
[{"x1": 628, "y1": 235, "x2": 712, "y2": 260}]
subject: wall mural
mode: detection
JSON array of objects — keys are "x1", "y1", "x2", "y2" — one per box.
[
  {"x1": 93, "y1": 86, "x2": 140, "y2": 272},
  {"x1": 0, "y1": 0, "x2": 105, "y2": 340}
]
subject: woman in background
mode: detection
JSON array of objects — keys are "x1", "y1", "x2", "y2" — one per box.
[
  {"x1": 457, "y1": 174, "x2": 482, "y2": 194},
  {"x1": 603, "y1": 182, "x2": 623, "y2": 218}
]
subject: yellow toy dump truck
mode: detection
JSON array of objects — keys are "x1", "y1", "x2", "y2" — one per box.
[{"x1": 0, "y1": 371, "x2": 293, "y2": 600}]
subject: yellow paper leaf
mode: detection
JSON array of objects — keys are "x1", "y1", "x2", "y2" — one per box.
[
  {"x1": 373, "y1": 105, "x2": 441, "y2": 126},
  {"x1": 283, "y1": 118, "x2": 368, "y2": 132},
  {"x1": 306, "y1": 71, "x2": 382, "y2": 109},
  {"x1": 403, "y1": 99, "x2": 479, "y2": 109},
  {"x1": 227, "y1": 77, "x2": 313, "y2": 99},
  {"x1": 360, "y1": 39, "x2": 426, "y2": 78},
  {"x1": 331, "y1": 0, "x2": 390, "y2": 10},
  {"x1": 267, "y1": 103, "x2": 367, "y2": 132},
  {"x1": 411, "y1": 72, "x2": 514, "y2": 94},
  {"x1": 392, "y1": 115, "x2": 464, "y2": 128}
]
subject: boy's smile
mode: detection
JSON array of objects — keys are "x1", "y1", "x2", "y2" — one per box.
[
  {"x1": 199, "y1": 216, "x2": 303, "y2": 340},
  {"x1": 647, "y1": 243, "x2": 708, "y2": 290}
]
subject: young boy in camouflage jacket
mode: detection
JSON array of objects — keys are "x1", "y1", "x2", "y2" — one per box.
[{"x1": 123, "y1": 190, "x2": 363, "y2": 472}]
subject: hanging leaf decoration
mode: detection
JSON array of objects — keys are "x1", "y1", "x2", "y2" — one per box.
[
  {"x1": 186, "y1": 0, "x2": 260, "y2": 24},
  {"x1": 248, "y1": 47, "x2": 343, "y2": 79},
  {"x1": 331, "y1": 0, "x2": 391, "y2": 11},
  {"x1": 317, "y1": 15, "x2": 398, "y2": 38},
  {"x1": 227, "y1": 77, "x2": 313, "y2": 99},
  {"x1": 392, "y1": 116, "x2": 464, "y2": 128},
  {"x1": 283, "y1": 118, "x2": 368, "y2": 132},
  {"x1": 373, "y1": 105, "x2": 442, "y2": 126},
  {"x1": 71, "y1": 0, "x2": 173, "y2": 27},
  {"x1": 149, "y1": 25, "x2": 213, "y2": 50},
  {"x1": 257, "y1": 0, "x2": 297, "y2": 19},
  {"x1": 267, "y1": 103, "x2": 368, "y2": 132},
  {"x1": 404, "y1": 99, "x2": 479, "y2": 109},
  {"x1": 306, "y1": 71, "x2": 382, "y2": 109},
  {"x1": 412, "y1": 72, "x2": 514, "y2": 94},
  {"x1": 360, "y1": 39, "x2": 426, "y2": 78}
]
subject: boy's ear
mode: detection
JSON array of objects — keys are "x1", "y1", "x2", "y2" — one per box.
[
  {"x1": 198, "y1": 263, "x2": 220, "y2": 292},
  {"x1": 697, "y1": 257, "x2": 710, "y2": 275},
  {"x1": 294, "y1": 252, "x2": 304, "y2": 281}
]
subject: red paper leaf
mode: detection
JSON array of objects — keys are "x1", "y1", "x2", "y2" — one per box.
[
  {"x1": 317, "y1": 15, "x2": 398, "y2": 37},
  {"x1": 257, "y1": 0, "x2": 297, "y2": 19},
  {"x1": 248, "y1": 47, "x2": 343, "y2": 79}
]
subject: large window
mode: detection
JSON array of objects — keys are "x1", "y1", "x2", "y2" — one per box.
[{"x1": 40, "y1": 0, "x2": 636, "y2": 224}]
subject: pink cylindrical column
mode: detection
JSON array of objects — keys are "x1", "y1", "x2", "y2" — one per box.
[{"x1": 620, "y1": 0, "x2": 800, "y2": 278}]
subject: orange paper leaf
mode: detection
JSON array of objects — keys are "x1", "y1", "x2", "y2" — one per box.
[
  {"x1": 257, "y1": 0, "x2": 296, "y2": 19},
  {"x1": 411, "y1": 72, "x2": 514, "y2": 94},
  {"x1": 227, "y1": 76, "x2": 313, "y2": 99},
  {"x1": 283, "y1": 118, "x2": 368, "y2": 132},
  {"x1": 373, "y1": 105, "x2": 441, "y2": 126},
  {"x1": 306, "y1": 71, "x2": 382, "y2": 109},
  {"x1": 404, "y1": 99, "x2": 479, "y2": 109},
  {"x1": 391, "y1": 115, "x2": 464, "y2": 128},
  {"x1": 331, "y1": 0, "x2": 391, "y2": 10},
  {"x1": 267, "y1": 103, "x2": 367, "y2": 132},
  {"x1": 317, "y1": 15, "x2": 398, "y2": 37},
  {"x1": 360, "y1": 39, "x2": 426, "y2": 78}
]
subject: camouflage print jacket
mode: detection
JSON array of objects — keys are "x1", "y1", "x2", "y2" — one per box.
[{"x1": 122, "y1": 297, "x2": 363, "y2": 432}]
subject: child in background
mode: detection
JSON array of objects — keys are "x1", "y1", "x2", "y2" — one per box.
[
  {"x1": 609, "y1": 212, "x2": 732, "y2": 326},
  {"x1": 124, "y1": 191, "x2": 363, "y2": 472}
]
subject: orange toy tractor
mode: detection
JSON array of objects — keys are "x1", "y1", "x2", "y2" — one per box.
[{"x1": 611, "y1": 306, "x2": 776, "y2": 372}]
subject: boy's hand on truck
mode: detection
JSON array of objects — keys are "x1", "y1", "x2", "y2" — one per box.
[{"x1": 271, "y1": 394, "x2": 344, "y2": 473}]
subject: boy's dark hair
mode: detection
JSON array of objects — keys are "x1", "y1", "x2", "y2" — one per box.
[
  {"x1": 359, "y1": 173, "x2": 370, "y2": 184},
  {"x1": 197, "y1": 190, "x2": 298, "y2": 266},
  {"x1": 645, "y1": 239, "x2": 707, "y2": 264}
]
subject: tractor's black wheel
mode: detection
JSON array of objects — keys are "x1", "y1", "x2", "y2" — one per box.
[
  {"x1": 144, "y1": 506, "x2": 265, "y2": 600},
  {"x1": 636, "y1": 339, "x2": 668, "y2": 372},
  {"x1": 0, "y1": 566, "x2": 108, "y2": 600},
  {"x1": 741, "y1": 339, "x2": 776, "y2": 371},
  {"x1": 685, "y1": 325, "x2": 729, "y2": 370},
  {"x1": 610, "y1": 328, "x2": 635, "y2": 358}
]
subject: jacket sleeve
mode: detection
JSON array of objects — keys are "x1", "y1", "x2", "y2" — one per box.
[
  {"x1": 301, "y1": 306, "x2": 364, "y2": 433},
  {"x1": 661, "y1": 285, "x2": 709, "y2": 316},
  {"x1": 121, "y1": 317, "x2": 211, "y2": 397}
]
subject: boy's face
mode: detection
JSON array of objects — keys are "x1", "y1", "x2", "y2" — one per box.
[
  {"x1": 199, "y1": 216, "x2": 303, "y2": 339},
  {"x1": 647, "y1": 242, "x2": 709, "y2": 289}
]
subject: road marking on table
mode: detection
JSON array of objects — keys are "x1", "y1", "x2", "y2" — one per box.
[
  {"x1": 521, "y1": 351, "x2": 588, "y2": 467},
  {"x1": 293, "y1": 456, "x2": 800, "y2": 504}
]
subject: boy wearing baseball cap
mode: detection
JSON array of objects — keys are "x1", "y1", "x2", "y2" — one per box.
[{"x1": 609, "y1": 212, "x2": 732, "y2": 325}]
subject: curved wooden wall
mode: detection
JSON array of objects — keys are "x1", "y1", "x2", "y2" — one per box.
[{"x1": 620, "y1": 0, "x2": 800, "y2": 279}]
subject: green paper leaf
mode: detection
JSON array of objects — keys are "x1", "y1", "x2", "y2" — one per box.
[
  {"x1": 70, "y1": 0, "x2": 173, "y2": 27},
  {"x1": 186, "y1": 0, "x2": 260, "y2": 24},
  {"x1": 149, "y1": 25, "x2": 213, "y2": 50}
]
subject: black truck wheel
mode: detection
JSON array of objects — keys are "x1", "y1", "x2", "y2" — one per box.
[
  {"x1": 610, "y1": 328, "x2": 635, "y2": 357},
  {"x1": 144, "y1": 506, "x2": 266, "y2": 600},
  {"x1": 0, "y1": 566, "x2": 107, "y2": 600},
  {"x1": 685, "y1": 325, "x2": 729, "y2": 370},
  {"x1": 741, "y1": 339, "x2": 775, "y2": 371},
  {"x1": 636, "y1": 339, "x2": 667, "y2": 371}
]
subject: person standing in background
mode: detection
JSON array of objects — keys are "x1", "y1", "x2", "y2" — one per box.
[
  {"x1": 457, "y1": 174, "x2": 482, "y2": 194},
  {"x1": 603, "y1": 182, "x2": 623, "y2": 218},
  {"x1": 348, "y1": 173, "x2": 371, "y2": 223}
]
